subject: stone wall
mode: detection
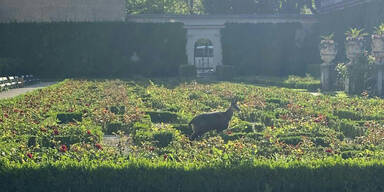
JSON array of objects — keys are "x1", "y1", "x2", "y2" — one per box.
[{"x1": 0, "y1": 0, "x2": 125, "y2": 22}]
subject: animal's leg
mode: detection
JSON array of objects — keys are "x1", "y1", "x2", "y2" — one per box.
[
  {"x1": 190, "y1": 124, "x2": 199, "y2": 140},
  {"x1": 190, "y1": 132, "x2": 198, "y2": 140}
]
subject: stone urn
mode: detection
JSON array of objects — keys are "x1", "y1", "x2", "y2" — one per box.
[
  {"x1": 319, "y1": 39, "x2": 338, "y2": 90},
  {"x1": 372, "y1": 34, "x2": 384, "y2": 63},
  {"x1": 320, "y1": 39, "x2": 338, "y2": 63},
  {"x1": 345, "y1": 38, "x2": 364, "y2": 62}
]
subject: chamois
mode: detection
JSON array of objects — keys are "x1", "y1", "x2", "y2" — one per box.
[{"x1": 189, "y1": 100, "x2": 240, "y2": 140}]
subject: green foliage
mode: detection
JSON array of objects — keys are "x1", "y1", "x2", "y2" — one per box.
[
  {"x1": 106, "y1": 121, "x2": 130, "y2": 135},
  {"x1": 146, "y1": 111, "x2": 183, "y2": 123},
  {"x1": 109, "y1": 106, "x2": 126, "y2": 115},
  {"x1": 320, "y1": 33, "x2": 334, "y2": 40},
  {"x1": 131, "y1": 115, "x2": 152, "y2": 135},
  {"x1": 56, "y1": 112, "x2": 82, "y2": 124},
  {"x1": 230, "y1": 120, "x2": 254, "y2": 133},
  {"x1": 172, "y1": 124, "x2": 192, "y2": 136},
  {"x1": 178, "y1": 64, "x2": 197, "y2": 78},
  {"x1": 337, "y1": 53, "x2": 377, "y2": 95},
  {"x1": 2, "y1": 79, "x2": 384, "y2": 189},
  {"x1": 374, "y1": 23, "x2": 384, "y2": 36},
  {"x1": 126, "y1": 0, "x2": 203, "y2": 15},
  {"x1": 339, "y1": 120, "x2": 365, "y2": 139},
  {"x1": 133, "y1": 129, "x2": 153, "y2": 144},
  {"x1": 234, "y1": 75, "x2": 320, "y2": 91},
  {"x1": 345, "y1": 28, "x2": 368, "y2": 40},
  {"x1": 279, "y1": 136, "x2": 302, "y2": 145},
  {"x1": 0, "y1": 58, "x2": 24, "y2": 75},
  {"x1": 2, "y1": 158, "x2": 384, "y2": 191},
  {"x1": 153, "y1": 131, "x2": 174, "y2": 147},
  {"x1": 216, "y1": 65, "x2": 236, "y2": 80},
  {"x1": 266, "y1": 98, "x2": 289, "y2": 106},
  {"x1": 334, "y1": 110, "x2": 361, "y2": 120},
  {"x1": 0, "y1": 23, "x2": 187, "y2": 78},
  {"x1": 125, "y1": 0, "x2": 315, "y2": 15},
  {"x1": 222, "y1": 23, "x2": 318, "y2": 77},
  {"x1": 202, "y1": 0, "x2": 313, "y2": 14},
  {"x1": 0, "y1": 22, "x2": 320, "y2": 78}
]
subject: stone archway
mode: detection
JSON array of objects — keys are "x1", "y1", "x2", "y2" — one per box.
[
  {"x1": 194, "y1": 38, "x2": 214, "y2": 75},
  {"x1": 185, "y1": 24, "x2": 224, "y2": 76}
]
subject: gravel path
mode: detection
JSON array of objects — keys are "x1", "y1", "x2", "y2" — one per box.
[{"x1": 0, "y1": 82, "x2": 56, "y2": 99}]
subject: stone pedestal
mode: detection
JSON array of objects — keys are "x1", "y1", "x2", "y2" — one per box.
[
  {"x1": 345, "y1": 39, "x2": 364, "y2": 94},
  {"x1": 377, "y1": 64, "x2": 384, "y2": 95},
  {"x1": 320, "y1": 63, "x2": 335, "y2": 91},
  {"x1": 372, "y1": 36, "x2": 384, "y2": 96}
]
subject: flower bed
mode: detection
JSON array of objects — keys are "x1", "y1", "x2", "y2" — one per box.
[{"x1": 1, "y1": 79, "x2": 384, "y2": 190}]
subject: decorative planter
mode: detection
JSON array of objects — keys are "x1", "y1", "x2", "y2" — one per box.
[
  {"x1": 372, "y1": 35, "x2": 384, "y2": 63},
  {"x1": 319, "y1": 40, "x2": 337, "y2": 91},
  {"x1": 345, "y1": 38, "x2": 364, "y2": 61},
  {"x1": 320, "y1": 40, "x2": 337, "y2": 63}
]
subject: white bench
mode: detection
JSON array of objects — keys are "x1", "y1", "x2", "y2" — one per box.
[
  {"x1": 0, "y1": 74, "x2": 39, "y2": 92},
  {"x1": 7, "y1": 76, "x2": 17, "y2": 88},
  {"x1": 0, "y1": 77, "x2": 8, "y2": 91}
]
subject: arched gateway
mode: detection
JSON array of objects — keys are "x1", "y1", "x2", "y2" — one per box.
[{"x1": 126, "y1": 14, "x2": 317, "y2": 76}]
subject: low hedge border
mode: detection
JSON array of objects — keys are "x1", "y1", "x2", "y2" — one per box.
[{"x1": 1, "y1": 158, "x2": 384, "y2": 192}]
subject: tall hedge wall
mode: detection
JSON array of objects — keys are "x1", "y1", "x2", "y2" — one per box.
[
  {"x1": 0, "y1": 22, "x2": 187, "y2": 78},
  {"x1": 0, "y1": 22, "x2": 321, "y2": 78},
  {"x1": 222, "y1": 23, "x2": 320, "y2": 76}
]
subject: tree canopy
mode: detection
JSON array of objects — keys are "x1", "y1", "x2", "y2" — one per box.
[{"x1": 126, "y1": 0, "x2": 317, "y2": 15}]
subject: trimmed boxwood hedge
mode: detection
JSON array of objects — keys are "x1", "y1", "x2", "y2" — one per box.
[
  {"x1": 56, "y1": 112, "x2": 82, "y2": 124},
  {"x1": 146, "y1": 111, "x2": 183, "y2": 124},
  {"x1": 1, "y1": 158, "x2": 384, "y2": 192}
]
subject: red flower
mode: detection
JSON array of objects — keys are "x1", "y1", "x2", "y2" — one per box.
[
  {"x1": 87, "y1": 130, "x2": 92, "y2": 135},
  {"x1": 226, "y1": 131, "x2": 232, "y2": 135},
  {"x1": 103, "y1": 109, "x2": 108, "y2": 113},
  {"x1": 95, "y1": 143, "x2": 102, "y2": 150},
  {"x1": 60, "y1": 145, "x2": 68, "y2": 152},
  {"x1": 85, "y1": 104, "x2": 90, "y2": 107},
  {"x1": 13, "y1": 109, "x2": 19, "y2": 113},
  {"x1": 325, "y1": 148, "x2": 333, "y2": 153},
  {"x1": 3, "y1": 113, "x2": 8, "y2": 118},
  {"x1": 26, "y1": 152, "x2": 33, "y2": 159},
  {"x1": 163, "y1": 154, "x2": 168, "y2": 160},
  {"x1": 53, "y1": 129, "x2": 59, "y2": 135}
]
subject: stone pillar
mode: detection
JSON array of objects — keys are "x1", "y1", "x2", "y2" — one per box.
[
  {"x1": 372, "y1": 35, "x2": 384, "y2": 96},
  {"x1": 320, "y1": 63, "x2": 335, "y2": 90},
  {"x1": 185, "y1": 31, "x2": 195, "y2": 66},
  {"x1": 345, "y1": 39, "x2": 364, "y2": 93},
  {"x1": 319, "y1": 40, "x2": 337, "y2": 91},
  {"x1": 212, "y1": 31, "x2": 223, "y2": 68}
]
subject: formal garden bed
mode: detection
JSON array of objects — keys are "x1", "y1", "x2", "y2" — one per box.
[{"x1": 1, "y1": 79, "x2": 384, "y2": 191}]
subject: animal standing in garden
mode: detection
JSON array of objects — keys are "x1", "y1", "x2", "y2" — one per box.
[{"x1": 189, "y1": 100, "x2": 240, "y2": 140}]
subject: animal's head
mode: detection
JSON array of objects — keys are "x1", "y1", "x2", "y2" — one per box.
[{"x1": 230, "y1": 100, "x2": 240, "y2": 111}]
